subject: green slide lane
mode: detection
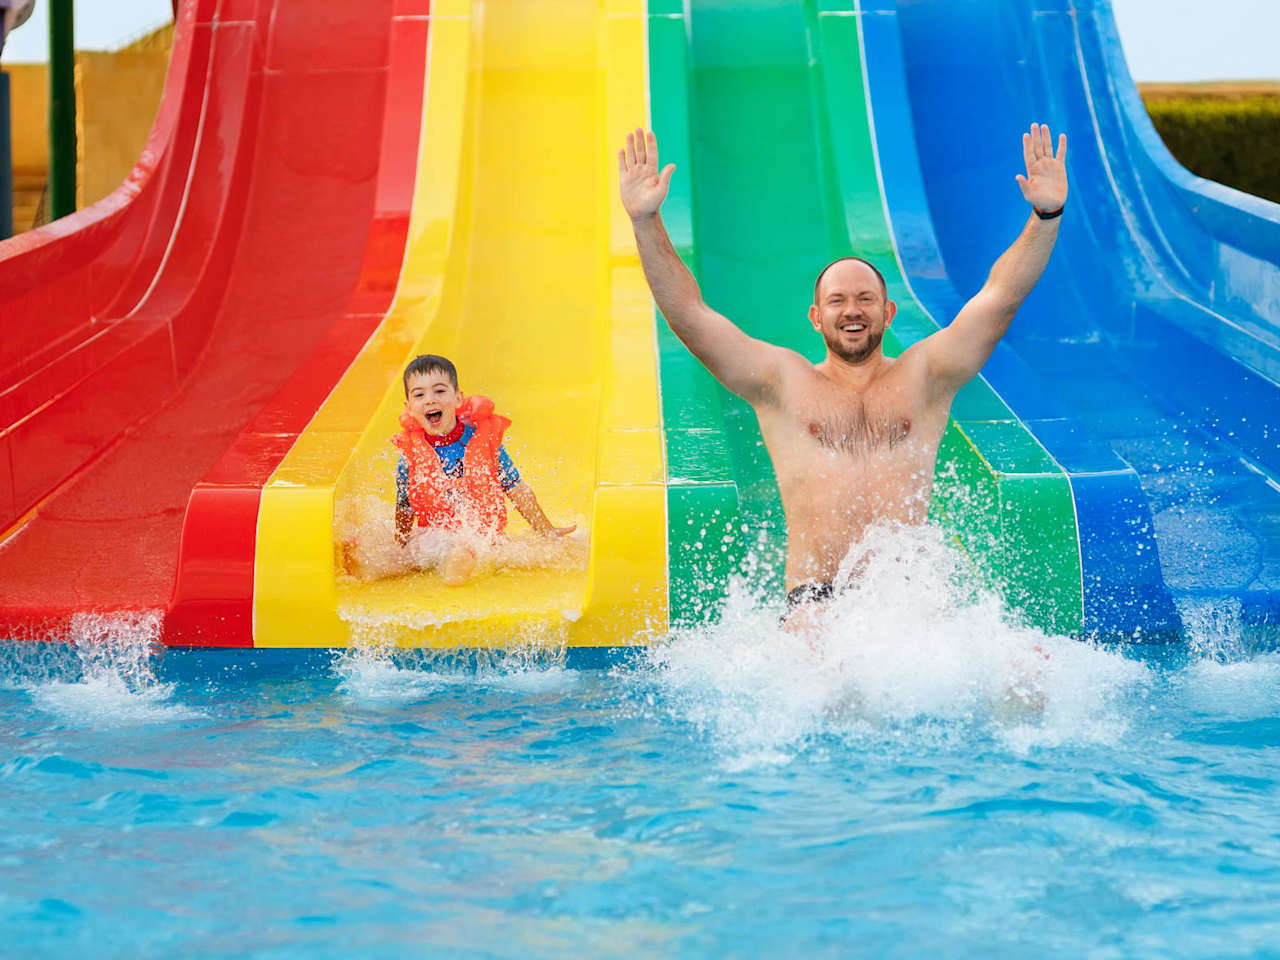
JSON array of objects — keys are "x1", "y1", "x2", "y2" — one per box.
[{"x1": 648, "y1": 0, "x2": 1084, "y2": 635}]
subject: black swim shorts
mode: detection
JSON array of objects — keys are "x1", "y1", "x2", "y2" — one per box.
[{"x1": 784, "y1": 580, "x2": 835, "y2": 611}]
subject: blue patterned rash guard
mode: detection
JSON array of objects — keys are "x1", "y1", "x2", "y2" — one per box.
[{"x1": 396, "y1": 422, "x2": 521, "y2": 511}]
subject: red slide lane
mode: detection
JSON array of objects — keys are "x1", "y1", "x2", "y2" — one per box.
[{"x1": 0, "y1": 0, "x2": 429, "y2": 641}]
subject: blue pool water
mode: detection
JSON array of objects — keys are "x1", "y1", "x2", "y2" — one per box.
[{"x1": 3, "y1": 531, "x2": 1279, "y2": 958}]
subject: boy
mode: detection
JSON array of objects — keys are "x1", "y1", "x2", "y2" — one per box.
[{"x1": 376, "y1": 354, "x2": 573, "y2": 585}]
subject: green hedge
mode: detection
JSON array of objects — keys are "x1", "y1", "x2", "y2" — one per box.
[{"x1": 1144, "y1": 96, "x2": 1280, "y2": 204}]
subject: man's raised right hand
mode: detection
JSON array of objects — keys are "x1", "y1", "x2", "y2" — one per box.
[{"x1": 619, "y1": 128, "x2": 675, "y2": 221}]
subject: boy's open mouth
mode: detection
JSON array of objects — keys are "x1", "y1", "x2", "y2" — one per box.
[{"x1": 426, "y1": 410, "x2": 443, "y2": 426}]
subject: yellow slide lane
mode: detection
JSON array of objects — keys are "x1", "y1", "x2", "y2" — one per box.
[{"x1": 254, "y1": 0, "x2": 666, "y2": 648}]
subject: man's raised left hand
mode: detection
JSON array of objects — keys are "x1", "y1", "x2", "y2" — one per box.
[{"x1": 1015, "y1": 123, "x2": 1068, "y2": 214}]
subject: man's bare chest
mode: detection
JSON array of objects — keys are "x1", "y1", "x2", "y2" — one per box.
[
  {"x1": 803, "y1": 398, "x2": 912, "y2": 455},
  {"x1": 780, "y1": 381, "x2": 923, "y2": 458}
]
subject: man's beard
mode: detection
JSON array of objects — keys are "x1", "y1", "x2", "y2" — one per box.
[{"x1": 825, "y1": 324, "x2": 884, "y2": 364}]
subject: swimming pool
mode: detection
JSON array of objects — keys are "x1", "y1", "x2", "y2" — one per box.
[{"x1": 4, "y1": 532, "x2": 1278, "y2": 958}]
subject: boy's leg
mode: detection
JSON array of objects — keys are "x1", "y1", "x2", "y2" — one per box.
[
  {"x1": 343, "y1": 531, "x2": 415, "y2": 581},
  {"x1": 338, "y1": 496, "x2": 414, "y2": 580},
  {"x1": 406, "y1": 527, "x2": 477, "y2": 583},
  {"x1": 439, "y1": 542, "x2": 478, "y2": 586}
]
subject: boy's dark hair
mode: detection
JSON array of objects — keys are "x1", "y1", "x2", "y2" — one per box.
[{"x1": 403, "y1": 354, "x2": 459, "y2": 395}]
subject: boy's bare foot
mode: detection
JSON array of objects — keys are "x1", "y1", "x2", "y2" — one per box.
[
  {"x1": 340, "y1": 539, "x2": 369, "y2": 580},
  {"x1": 440, "y1": 544, "x2": 478, "y2": 586}
]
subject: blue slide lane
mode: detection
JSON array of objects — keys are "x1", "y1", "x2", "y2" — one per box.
[{"x1": 859, "y1": 0, "x2": 1280, "y2": 636}]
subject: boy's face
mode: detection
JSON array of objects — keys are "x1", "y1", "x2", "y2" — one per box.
[{"x1": 405, "y1": 370, "x2": 462, "y2": 436}]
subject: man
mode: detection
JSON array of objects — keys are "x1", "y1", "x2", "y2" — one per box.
[{"x1": 618, "y1": 123, "x2": 1068, "y2": 620}]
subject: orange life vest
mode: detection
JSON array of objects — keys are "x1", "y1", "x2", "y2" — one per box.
[{"x1": 391, "y1": 395, "x2": 512, "y2": 533}]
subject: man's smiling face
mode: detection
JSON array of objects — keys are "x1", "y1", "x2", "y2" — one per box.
[
  {"x1": 405, "y1": 370, "x2": 462, "y2": 436},
  {"x1": 810, "y1": 259, "x2": 895, "y2": 365}
]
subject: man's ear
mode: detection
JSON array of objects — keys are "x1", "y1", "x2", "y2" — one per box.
[
  {"x1": 884, "y1": 299, "x2": 898, "y2": 328},
  {"x1": 808, "y1": 303, "x2": 821, "y2": 333}
]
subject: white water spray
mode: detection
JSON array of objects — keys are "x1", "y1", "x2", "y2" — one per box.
[
  {"x1": 640, "y1": 523, "x2": 1150, "y2": 764},
  {"x1": 1173, "y1": 595, "x2": 1280, "y2": 719},
  {"x1": 332, "y1": 629, "x2": 581, "y2": 705},
  {"x1": 2, "y1": 611, "x2": 198, "y2": 725},
  {"x1": 335, "y1": 493, "x2": 588, "y2": 582}
]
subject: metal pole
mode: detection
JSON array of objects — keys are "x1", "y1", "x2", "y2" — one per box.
[
  {"x1": 1, "y1": 69, "x2": 12, "y2": 239},
  {"x1": 48, "y1": 0, "x2": 76, "y2": 220}
]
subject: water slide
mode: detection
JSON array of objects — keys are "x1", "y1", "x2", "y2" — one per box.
[
  {"x1": 0, "y1": 0, "x2": 431, "y2": 641},
  {"x1": 0, "y1": 0, "x2": 665, "y2": 649},
  {"x1": 2, "y1": 0, "x2": 1276, "y2": 648},
  {"x1": 655, "y1": 0, "x2": 1280, "y2": 639},
  {"x1": 251, "y1": 0, "x2": 666, "y2": 649},
  {"x1": 859, "y1": 0, "x2": 1280, "y2": 635},
  {"x1": 653, "y1": 1, "x2": 1084, "y2": 635}
]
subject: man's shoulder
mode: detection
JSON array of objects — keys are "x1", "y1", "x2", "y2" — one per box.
[
  {"x1": 767, "y1": 346, "x2": 823, "y2": 382},
  {"x1": 880, "y1": 343, "x2": 934, "y2": 379},
  {"x1": 739, "y1": 346, "x2": 811, "y2": 410}
]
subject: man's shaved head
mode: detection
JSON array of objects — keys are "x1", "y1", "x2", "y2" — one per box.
[{"x1": 813, "y1": 256, "x2": 887, "y2": 304}]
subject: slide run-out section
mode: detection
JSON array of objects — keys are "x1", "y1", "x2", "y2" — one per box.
[
  {"x1": 650, "y1": 0, "x2": 1084, "y2": 636},
  {"x1": 863, "y1": 0, "x2": 1280, "y2": 634},
  {"x1": 0, "y1": 0, "x2": 430, "y2": 643},
  {"x1": 253, "y1": 0, "x2": 666, "y2": 649}
]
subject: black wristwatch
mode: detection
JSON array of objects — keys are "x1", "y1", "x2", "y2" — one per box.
[{"x1": 1034, "y1": 205, "x2": 1065, "y2": 220}]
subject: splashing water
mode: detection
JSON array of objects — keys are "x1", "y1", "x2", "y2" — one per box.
[
  {"x1": 1, "y1": 611, "x2": 199, "y2": 726},
  {"x1": 637, "y1": 523, "x2": 1150, "y2": 765},
  {"x1": 1177, "y1": 594, "x2": 1248, "y2": 662},
  {"x1": 0, "y1": 540, "x2": 1275, "y2": 955},
  {"x1": 335, "y1": 493, "x2": 588, "y2": 582},
  {"x1": 331, "y1": 643, "x2": 439, "y2": 705},
  {"x1": 332, "y1": 633, "x2": 582, "y2": 705},
  {"x1": 1167, "y1": 594, "x2": 1280, "y2": 719}
]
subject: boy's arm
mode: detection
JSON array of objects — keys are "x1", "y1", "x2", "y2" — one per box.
[
  {"x1": 508, "y1": 482, "x2": 575, "y2": 537},
  {"x1": 394, "y1": 454, "x2": 414, "y2": 545},
  {"x1": 395, "y1": 504, "x2": 414, "y2": 546}
]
